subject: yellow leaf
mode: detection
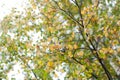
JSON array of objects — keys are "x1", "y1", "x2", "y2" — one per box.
[
  {"x1": 100, "y1": 48, "x2": 107, "y2": 54},
  {"x1": 117, "y1": 48, "x2": 120, "y2": 52},
  {"x1": 77, "y1": 51, "x2": 84, "y2": 57},
  {"x1": 81, "y1": 10, "x2": 85, "y2": 14},
  {"x1": 45, "y1": 0, "x2": 49, "y2": 2},
  {"x1": 108, "y1": 48, "x2": 114, "y2": 54},
  {"x1": 91, "y1": 17, "x2": 98, "y2": 22},
  {"x1": 72, "y1": 32, "x2": 75, "y2": 38},
  {"x1": 73, "y1": 44, "x2": 78, "y2": 49},
  {"x1": 49, "y1": 45, "x2": 54, "y2": 51},
  {"x1": 54, "y1": 73, "x2": 58, "y2": 78},
  {"x1": 117, "y1": 20, "x2": 120, "y2": 25},
  {"x1": 68, "y1": 44, "x2": 73, "y2": 50},
  {"x1": 104, "y1": 26, "x2": 109, "y2": 37},
  {"x1": 47, "y1": 27, "x2": 53, "y2": 32},
  {"x1": 52, "y1": 45, "x2": 61, "y2": 49},
  {"x1": 38, "y1": 61, "x2": 43, "y2": 67},
  {"x1": 112, "y1": 40, "x2": 118, "y2": 45},
  {"x1": 32, "y1": 4, "x2": 36, "y2": 9},
  {"x1": 47, "y1": 61, "x2": 54, "y2": 67},
  {"x1": 81, "y1": 65, "x2": 86, "y2": 71},
  {"x1": 68, "y1": 51, "x2": 73, "y2": 57},
  {"x1": 48, "y1": 38, "x2": 51, "y2": 42}
]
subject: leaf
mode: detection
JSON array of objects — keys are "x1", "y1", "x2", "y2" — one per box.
[
  {"x1": 73, "y1": 44, "x2": 78, "y2": 49},
  {"x1": 68, "y1": 44, "x2": 73, "y2": 50},
  {"x1": 47, "y1": 61, "x2": 54, "y2": 68},
  {"x1": 77, "y1": 51, "x2": 84, "y2": 57},
  {"x1": 68, "y1": 51, "x2": 73, "y2": 58}
]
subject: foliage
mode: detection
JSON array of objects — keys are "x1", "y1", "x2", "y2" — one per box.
[{"x1": 0, "y1": 0, "x2": 120, "y2": 79}]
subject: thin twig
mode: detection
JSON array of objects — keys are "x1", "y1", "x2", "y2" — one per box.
[
  {"x1": 27, "y1": 63, "x2": 39, "y2": 80},
  {"x1": 53, "y1": 1, "x2": 83, "y2": 27}
]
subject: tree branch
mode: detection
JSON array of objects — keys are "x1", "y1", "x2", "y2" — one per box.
[
  {"x1": 53, "y1": 0, "x2": 113, "y2": 79},
  {"x1": 53, "y1": 1, "x2": 83, "y2": 27},
  {"x1": 26, "y1": 63, "x2": 39, "y2": 80},
  {"x1": 18, "y1": 56, "x2": 39, "y2": 80}
]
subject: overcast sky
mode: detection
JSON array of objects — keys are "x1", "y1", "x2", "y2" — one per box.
[
  {"x1": 0, "y1": 0, "x2": 29, "y2": 21},
  {"x1": 0, "y1": 0, "x2": 29, "y2": 80},
  {"x1": 0, "y1": 0, "x2": 67, "y2": 80}
]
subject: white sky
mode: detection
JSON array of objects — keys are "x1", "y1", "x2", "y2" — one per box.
[
  {"x1": 0, "y1": 0, "x2": 29, "y2": 21},
  {"x1": 0, "y1": 0, "x2": 67, "y2": 80},
  {"x1": 0, "y1": 0, "x2": 29, "y2": 80},
  {"x1": 7, "y1": 63, "x2": 25, "y2": 80}
]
